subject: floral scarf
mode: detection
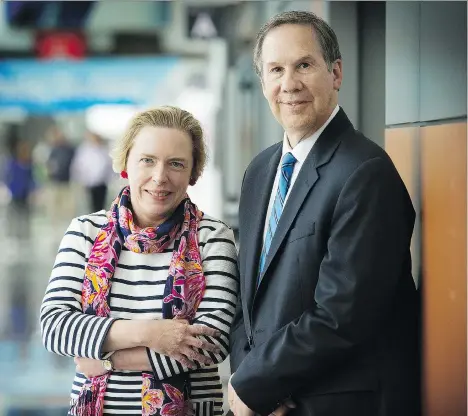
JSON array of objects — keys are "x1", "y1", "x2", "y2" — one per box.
[{"x1": 71, "y1": 186, "x2": 204, "y2": 416}]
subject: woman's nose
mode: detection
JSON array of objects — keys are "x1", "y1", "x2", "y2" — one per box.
[{"x1": 152, "y1": 165, "x2": 168, "y2": 184}]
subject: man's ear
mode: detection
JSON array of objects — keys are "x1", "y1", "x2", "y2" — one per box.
[{"x1": 332, "y1": 59, "x2": 343, "y2": 91}]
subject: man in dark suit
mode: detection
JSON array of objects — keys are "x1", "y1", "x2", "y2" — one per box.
[{"x1": 228, "y1": 10, "x2": 420, "y2": 416}]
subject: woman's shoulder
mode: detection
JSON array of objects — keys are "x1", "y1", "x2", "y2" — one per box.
[
  {"x1": 198, "y1": 213, "x2": 236, "y2": 244},
  {"x1": 68, "y1": 210, "x2": 108, "y2": 239},
  {"x1": 199, "y1": 213, "x2": 232, "y2": 231},
  {"x1": 75, "y1": 210, "x2": 108, "y2": 226}
]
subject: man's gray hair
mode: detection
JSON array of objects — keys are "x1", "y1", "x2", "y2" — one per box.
[{"x1": 253, "y1": 10, "x2": 342, "y2": 77}]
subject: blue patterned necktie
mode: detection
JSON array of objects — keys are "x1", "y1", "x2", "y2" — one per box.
[{"x1": 258, "y1": 152, "x2": 297, "y2": 281}]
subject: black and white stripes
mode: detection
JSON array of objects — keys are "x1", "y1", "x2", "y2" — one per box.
[{"x1": 40, "y1": 212, "x2": 238, "y2": 415}]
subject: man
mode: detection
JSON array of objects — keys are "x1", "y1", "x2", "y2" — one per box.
[{"x1": 229, "y1": 11, "x2": 420, "y2": 416}]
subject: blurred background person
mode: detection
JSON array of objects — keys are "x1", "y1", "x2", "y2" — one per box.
[
  {"x1": 4, "y1": 139, "x2": 36, "y2": 243},
  {"x1": 71, "y1": 130, "x2": 114, "y2": 213},
  {"x1": 45, "y1": 125, "x2": 76, "y2": 233}
]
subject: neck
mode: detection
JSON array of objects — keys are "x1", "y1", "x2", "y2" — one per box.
[
  {"x1": 286, "y1": 126, "x2": 318, "y2": 148},
  {"x1": 133, "y1": 212, "x2": 166, "y2": 229},
  {"x1": 286, "y1": 104, "x2": 337, "y2": 147}
]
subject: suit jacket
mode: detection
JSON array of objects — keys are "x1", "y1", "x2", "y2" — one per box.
[{"x1": 229, "y1": 109, "x2": 420, "y2": 416}]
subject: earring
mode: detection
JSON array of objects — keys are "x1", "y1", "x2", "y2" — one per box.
[{"x1": 120, "y1": 171, "x2": 128, "y2": 179}]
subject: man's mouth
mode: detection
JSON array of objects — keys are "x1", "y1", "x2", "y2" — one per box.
[{"x1": 282, "y1": 101, "x2": 309, "y2": 106}]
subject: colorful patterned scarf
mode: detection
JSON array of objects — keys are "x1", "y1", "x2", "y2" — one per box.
[{"x1": 71, "y1": 186, "x2": 204, "y2": 416}]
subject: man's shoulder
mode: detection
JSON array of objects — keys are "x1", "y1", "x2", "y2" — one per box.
[
  {"x1": 338, "y1": 130, "x2": 392, "y2": 167},
  {"x1": 327, "y1": 131, "x2": 407, "y2": 194},
  {"x1": 246, "y1": 142, "x2": 282, "y2": 172}
]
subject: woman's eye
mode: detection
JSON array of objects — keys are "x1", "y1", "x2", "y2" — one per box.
[
  {"x1": 141, "y1": 157, "x2": 153, "y2": 164},
  {"x1": 170, "y1": 161, "x2": 184, "y2": 169},
  {"x1": 270, "y1": 67, "x2": 282, "y2": 73},
  {"x1": 298, "y1": 62, "x2": 310, "y2": 69}
]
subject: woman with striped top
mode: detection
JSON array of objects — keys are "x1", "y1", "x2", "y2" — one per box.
[{"x1": 40, "y1": 106, "x2": 238, "y2": 416}]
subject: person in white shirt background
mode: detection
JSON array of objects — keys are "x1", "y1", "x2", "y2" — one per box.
[{"x1": 71, "y1": 130, "x2": 114, "y2": 213}]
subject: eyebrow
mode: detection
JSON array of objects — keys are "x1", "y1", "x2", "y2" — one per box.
[
  {"x1": 140, "y1": 153, "x2": 189, "y2": 163},
  {"x1": 266, "y1": 55, "x2": 317, "y2": 66}
]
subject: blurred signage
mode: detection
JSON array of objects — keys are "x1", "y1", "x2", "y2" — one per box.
[
  {"x1": 0, "y1": 57, "x2": 180, "y2": 114},
  {"x1": 35, "y1": 31, "x2": 87, "y2": 59},
  {"x1": 5, "y1": 1, "x2": 94, "y2": 28}
]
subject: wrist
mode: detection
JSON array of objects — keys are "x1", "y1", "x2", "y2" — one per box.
[
  {"x1": 111, "y1": 350, "x2": 121, "y2": 371},
  {"x1": 102, "y1": 355, "x2": 115, "y2": 372},
  {"x1": 110, "y1": 347, "x2": 151, "y2": 372},
  {"x1": 136, "y1": 320, "x2": 156, "y2": 347}
]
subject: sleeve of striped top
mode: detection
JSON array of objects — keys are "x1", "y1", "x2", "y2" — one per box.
[
  {"x1": 40, "y1": 216, "x2": 119, "y2": 360},
  {"x1": 146, "y1": 217, "x2": 239, "y2": 380}
]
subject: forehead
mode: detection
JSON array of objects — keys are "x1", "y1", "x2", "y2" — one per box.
[
  {"x1": 131, "y1": 126, "x2": 192, "y2": 155},
  {"x1": 261, "y1": 24, "x2": 322, "y2": 63}
]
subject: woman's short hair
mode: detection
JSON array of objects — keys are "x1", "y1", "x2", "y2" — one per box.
[{"x1": 111, "y1": 106, "x2": 207, "y2": 186}]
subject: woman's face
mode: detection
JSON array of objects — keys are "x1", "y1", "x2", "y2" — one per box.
[{"x1": 126, "y1": 126, "x2": 194, "y2": 228}]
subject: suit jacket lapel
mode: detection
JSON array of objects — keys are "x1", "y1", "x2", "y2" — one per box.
[
  {"x1": 257, "y1": 158, "x2": 319, "y2": 288},
  {"x1": 243, "y1": 144, "x2": 282, "y2": 312},
  {"x1": 257, "y1": 108, "x2": 353, "y2": 288}
]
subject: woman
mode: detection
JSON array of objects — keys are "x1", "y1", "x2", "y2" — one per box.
[{"x1": 40, "y1": 106, "x2": 239, "y2": 416}]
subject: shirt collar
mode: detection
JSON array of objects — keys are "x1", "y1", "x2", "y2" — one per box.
[{"x1": 282, "y1": 105, "x2": 340, "y2": 164}]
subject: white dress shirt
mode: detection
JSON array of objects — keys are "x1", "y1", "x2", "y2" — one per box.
[{"x1": 262, "y1": 105, "x2": 340, "y2": 241}]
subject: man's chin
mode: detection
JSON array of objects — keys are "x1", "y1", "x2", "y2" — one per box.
[
  {"x1": 284, "y1": 123, "x2": 316, "y2": 139},
  {"x1": 283, "y1": 114, "x2": 314, "y2": 128}
]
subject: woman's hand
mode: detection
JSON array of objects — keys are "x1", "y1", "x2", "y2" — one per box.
[
  {"x1": 144, "y1": 319, "x2": 221, "y2": 369},
  {"x1": 269, "y1": 399, "x2": 296, "y2": 416},
  {"x1": 74, "y1": 357, "x2": 108, "y2": 379}
]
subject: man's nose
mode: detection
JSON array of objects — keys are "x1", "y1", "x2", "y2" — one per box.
[{"x1": 281, "y1": 69, "x2": 302, "y2": 93}]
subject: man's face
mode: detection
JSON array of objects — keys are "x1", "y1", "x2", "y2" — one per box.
[{"x1": 260, "y1": 24, "x2": 342, "y2": 145}]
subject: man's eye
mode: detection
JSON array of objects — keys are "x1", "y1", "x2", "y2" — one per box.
[
  {"x1": 170, "y1": 161, "x2": 184, "y2": 168},
  {"x1": 298, "y1": 62, "x2": 310, "y2": 69}
]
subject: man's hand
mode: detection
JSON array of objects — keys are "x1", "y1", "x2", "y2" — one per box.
[
  {"x1": 269, "y1": 399, "x2": 296, "y2": 416},
  {"x1": 228, "y1": 374, "x2": 255, "y2": 416},
  {"x1": 74, "y1": 357, "x2": 108, "y2": 379}
]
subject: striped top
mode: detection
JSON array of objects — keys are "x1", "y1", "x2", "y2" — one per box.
[{"x1": 40, "y1": 211, "x2": 239, "y2": 416}]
